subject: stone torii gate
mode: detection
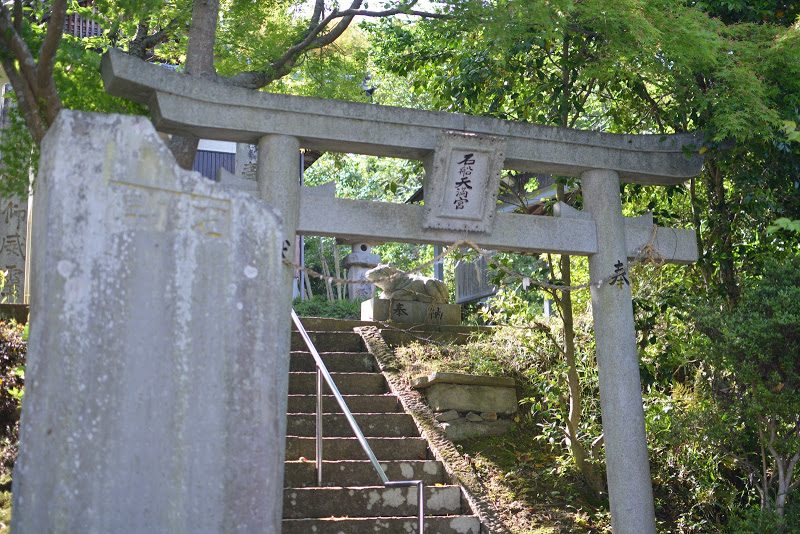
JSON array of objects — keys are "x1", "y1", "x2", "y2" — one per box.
[{"x1": 102, "y1": 49, "x2": 703, "y2": 533}]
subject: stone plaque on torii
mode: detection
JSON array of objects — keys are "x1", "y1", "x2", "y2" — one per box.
[{"x1": 102, "y1": 49, "x2": 702, "y2": 533}]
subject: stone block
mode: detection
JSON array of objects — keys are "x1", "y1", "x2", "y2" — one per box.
[
  {"x1": 435, "y1": 410, "x2": 460, "y2": 423},
  {"x1": 413, "y1": 372, "x2": 515, "y2": 389},
  {"x1": 442, "y1": 420, "x2": 514, "y2": 442},
  {"x1": 361, "y1": 297, "x2": 461, "y2": 325},
  {"x1": 413, "y1": 372, "x2": 517, "y2": 414},
  {"x1": 13, "y1": 111, "x2": 287, "y2": 533}
]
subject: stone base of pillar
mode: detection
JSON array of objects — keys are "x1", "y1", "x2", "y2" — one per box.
[{"x1": 361, "y1": 298, "x2": 461, "y2": 325}]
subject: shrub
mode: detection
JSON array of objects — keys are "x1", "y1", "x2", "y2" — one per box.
[
  {"x1": 0, "y1": 321, "x2": 25, "y2": 483},
  {"x1": 693, "y1": 254, "x2": 800, "y2": 526}
]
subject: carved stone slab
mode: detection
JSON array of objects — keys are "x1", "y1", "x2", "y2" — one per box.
[
  {"x1": 13, "y1": 111, "x2": 287, "y2": 533},
  {"x1": 362, "y1": 297, "x2": 461, "y2": 325},
  {"x1": 423, "y1": 131, "x2": 506, "y2": 232}
]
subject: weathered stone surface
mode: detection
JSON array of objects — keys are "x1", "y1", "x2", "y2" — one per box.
[
  {"x1": 583, "y1": 169, "x2": 657, "y2": 533},
  {"x1": 13, "y1": 111, "x2": 287, "y2": 533},
  {"x1": 0, "y1": 196, "x2": 28, "y2": 303},
  {"x1": 297, "y1": 191, "x2": 699, "y2": 263},
  {"x1": 465, "y1": 412, "x2": 483, "y2": 422},
  {"x1": 435, "y1": 410, "x2": 460, "y2": 423},
  {"x1": 481, "y1": 412, "x2": 498, "y2": 421},
  {"x1": 423, "y1": 131, "x2": 506, "y2": 233},
  {"x1": 234, "y1": 142, "x2": 258, "y2": 179},
  {"x1": 416, "y1": 383, "x2": 518, "y2": 415},
  {"x1": 362, "y1": 298, "x2": 461, "y2": 325},
  {"x1": 413, "y1": 371, "x2": 515, "y2": 389},
  {"x1": 342, "y1": 245, "x2": 381, "y2": 301},
  {"x1": 443, "y1": 420, "x2": 513, "y2": 442},
  {"x1": 218, "y1": 167, "x2": 257, "y2": 193},
  {"x1": 366, "y1": 264, "x2": 448, "y2": 303}
]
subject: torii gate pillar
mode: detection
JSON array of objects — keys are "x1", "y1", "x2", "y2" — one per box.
[{"x1": 582, "y1": 169, "x2": 657, "y2": 534}]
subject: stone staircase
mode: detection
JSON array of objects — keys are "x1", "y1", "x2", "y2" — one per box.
[{"x1": 283, "y1": 319, "x2": 482, "y2": 533}]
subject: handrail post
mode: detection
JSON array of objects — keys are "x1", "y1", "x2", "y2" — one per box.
[
  {"x1": 417, "y1": 480, "x2": 425, "y2": 534},
  {"x1": 316, "y1": 365, "x2": 323, "y2": 486}
]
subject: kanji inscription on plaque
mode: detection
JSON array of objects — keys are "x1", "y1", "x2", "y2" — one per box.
[{"x1": 423, "y1": 131, "x2": 506, "y2": 233}]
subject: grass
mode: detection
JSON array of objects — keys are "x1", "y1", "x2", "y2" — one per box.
[
  {"x1": 394, "y1": 338, "x2": 613, "y2": 532},
  {"x1": 455, "y1": 419, "x2": 611, "y2": 533},
  {"x1": 0, "y1": 487, "x2": 10, "y2": 533}
]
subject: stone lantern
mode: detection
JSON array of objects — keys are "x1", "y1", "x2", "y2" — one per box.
[{"x1": 341, "y1": 242, "x2": 381, "y2": 301}]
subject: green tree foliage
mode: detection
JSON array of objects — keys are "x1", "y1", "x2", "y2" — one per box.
[
  {"x1": 0, "y1": 0, "x2": 447, "y2": 171},
  {"x1": 0, "y1": 321, "x2": 25, "y2": 483},
  {"x1": 694, "y1": 256, "x2": 800, "y2": 526},
  {"x1": 368, "y1": 0, "x2": 800, "y2": 303},
  {"x1": 365, "y1": 2, "x2": 800, "y2": 528},
  {"x1": 0, "y1": 107, "x2": 37, "y2": 199}
]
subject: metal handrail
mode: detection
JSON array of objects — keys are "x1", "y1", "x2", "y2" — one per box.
[{"x1": 291, "y1": 309, "x2": 425, "y2": 533}]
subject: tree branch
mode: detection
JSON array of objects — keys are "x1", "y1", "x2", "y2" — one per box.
[
  {"x1": 308, "y1": 0, "x2": 324, "y2": 33},
  {"x1": 288, "y1": 0, "x2": 364, "y2": 66},
  {"x1": 128, "y1": 15, "x2": 185, "y2": 60},
  {"x1": 0, "y1": 55, "x2": 46, "y2": 143},
  {"x1": 227, "y1": 0, "x2": 446, "y2": 90},
  {"x1": 786, "y1": 449, "x2": 800, "y2": 491},
  {"x1": 37, "y1": 0, "x2": 67, "y2": 94},
  {"x1": 12, "y1": 0, "x2": 21, "y2": 32},
  {"x1": 0, "y1": 4, "x2": 39, "y2": 92},
  {"x1": 332, "y1": 5, "x2": 449, "y2": 19}
]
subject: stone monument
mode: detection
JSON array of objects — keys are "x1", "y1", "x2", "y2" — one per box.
[
  {"x1": 13, "y1": 111, "x2": 288, "y2": 533},
  {"x1": 361, "y1": 264, "x2": 461, "y2": 325},
  {"x1": 0, "y1": 196, "x2": 28, "y2": 302}
]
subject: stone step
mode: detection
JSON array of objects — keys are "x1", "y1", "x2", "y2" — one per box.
[
  {"x1": 287, "y1": 394, "x2": 400, "y2": 414},
  {"x1": 379, "y1": 328, "x2": 474, "y2": 348},
  {"x1": 284, "y1": 460, "x2": 447, "y2": 487},
  {"x1": 289, "y1": 351, "x2": 377, "y2": 372},
  {"x1": 282, "y1": 515, "x2": 481, "y2": 533},
  {"x1": 286, "y1": 413, "x2": 418, "y2": 438},
  {"x1": 286, "y1": 437, "x2": 428, "y2": 461},
  {"x1": 294, "y1": 317, "x2": 379, "y2": 332},
  {"x1": 291, "y1": 331, "x2": 364, "y2": 352},
  {"x1": 282, "y1": 485, "x2": 464, "y2": 518},
  {"x1": 289, "y1": 372, "x2": 388, "y2": 395}
]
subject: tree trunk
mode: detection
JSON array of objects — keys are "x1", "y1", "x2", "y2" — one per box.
[
  {"x1": 555, "y1": 185, "x2": 605, "y2": 496},
  {"x1": 689, "y1": 177, "x2": 712, "y2": 287},
  {"x1": 554, "y1": 34, "x2": 604, "y2": 495},
  {"x1": 185, "y1": 0, "x2": 219, "y2": 77},
  {"x1": 703, "y1": 158, "x2": 740, "y2": 304},
  {"x1": 167, "y1": 0, "x2": 219, "y2": 168},
  {"x1": 167, "y1": 134, "x2": 200, "y2": 170}
]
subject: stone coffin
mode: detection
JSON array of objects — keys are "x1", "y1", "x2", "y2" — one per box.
[
  {"x1": 361, "y1": 297, "x2": 461, "y2": 325},
  {"x1": 413, "y1": 372, "x2": 517, "y2": 414}
]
